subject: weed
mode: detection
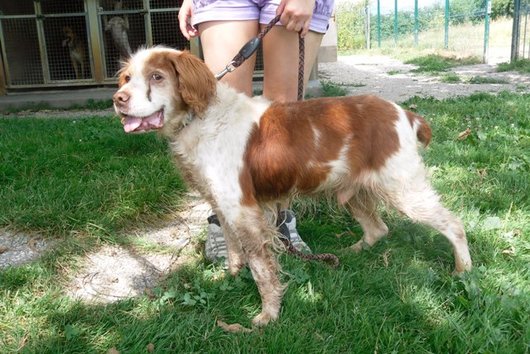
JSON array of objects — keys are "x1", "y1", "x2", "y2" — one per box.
[
  {"x1": 320, "y1": 81, "x2": 350, "y2": 97},
  {"x1": 406, "y1": 54, "x2": 480, "y2": 73},
  {"x1": 468, "y1": 76, "x2": 509, "y2": 84},
  {"x1": 440, "y1": 73, "x2": 462, "y2": 83},
  {"x1": 497, "y1": 59, "x2": 530, "y2": 73}
]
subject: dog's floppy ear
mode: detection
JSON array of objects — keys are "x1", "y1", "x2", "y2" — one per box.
[{"x1": 171, "y1": 51, "x2": 216, "y2": 116}]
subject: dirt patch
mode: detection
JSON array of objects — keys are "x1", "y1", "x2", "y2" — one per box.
[
  {"x1": 66, "y1": 192, "x2": 210, "y2": 303},
  {"x1": 0, "y1": 230, "x2": 54, "y2": 269},
  {"x1": 319, "y1": 55, "x2": 530, "y2": 102}
]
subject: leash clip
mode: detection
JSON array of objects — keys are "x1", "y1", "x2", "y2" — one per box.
[{"x1": 215, "y1": 61, "x2": 236, "y2": 80}]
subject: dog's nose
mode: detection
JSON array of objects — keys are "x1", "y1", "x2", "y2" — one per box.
[{"x1": 113, "y1": 91, "x2": 129, "y2": 108}]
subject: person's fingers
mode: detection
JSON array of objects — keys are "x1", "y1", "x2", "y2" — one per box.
[
  {"x1": 178, "y1": 16, "x2": 190, "y2": 40},
  {"x1": 300, "y1": 20, "x2": 310, "y2": 37}
]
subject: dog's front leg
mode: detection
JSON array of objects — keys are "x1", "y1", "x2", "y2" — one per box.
[
  {"x1": 215, "y1": 214, "x2": 245, "y2": 276},
  {"x1": 223, "y1": 206, "x2": 284, "y2": 326}
]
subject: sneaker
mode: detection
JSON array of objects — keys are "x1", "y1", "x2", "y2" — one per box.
[
  {"x1": 277, "y1": 210, "x2": 312, "y2": 254},
  {"x1": 205, "y1": 210, "x2": 311, "y2": 262},
  {"x1": 204, "y1": 214, "x2": 228, "y2": 262}
]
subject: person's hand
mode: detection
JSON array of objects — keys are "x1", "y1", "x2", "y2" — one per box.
[
  {"x1": 276, "y1": 0, "x2": 316, "y2": 38},
  {"x1": 178, "y1": 0, "x2": 198, "y2": 40}
]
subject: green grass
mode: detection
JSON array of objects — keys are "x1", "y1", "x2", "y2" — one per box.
[
  {"x1": 1, "y1": 92, "x2": 529, "y2": 353},
  {"x1": 320, "y1": 81, "x2": 351, "y2": 97},
  {"x1": 406, "y1": 54, "x2": 481, "y2": 73},
  {"x1": 440, "y1": 72, "x2": 462, "y2": 83},
  {"x1": 468, "y1": 76, "x2": 510, "y2": 84},
  {"x1": 0, "y1": 116, "x2": 185, "y2": 237},
  {"x1": 497, "y1": 59, "x2": 530, "y2": 74}
]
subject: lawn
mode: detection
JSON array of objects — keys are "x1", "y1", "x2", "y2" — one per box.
[{"x1": 0, "y1": 91, "x2": 529, "y2": 353}]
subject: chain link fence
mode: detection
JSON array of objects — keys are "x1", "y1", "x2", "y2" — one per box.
[{"x1": 335, "y1": 0, "x2": 516, "y2": 64}]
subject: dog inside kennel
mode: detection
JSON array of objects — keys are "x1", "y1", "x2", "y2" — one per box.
[{"x1": 0, "y1": 0, "x2": 190, "y2": 91}]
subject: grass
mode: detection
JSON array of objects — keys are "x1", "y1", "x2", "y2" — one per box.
[
  {"x1": 1, "y1": 92, "x2": 529, "y2": 353},
  {"x1": 406, "y1": 54, "x2": 481, "y2": 73},
  {"x1": 497, "y1": 59, "x2": 530, "y2": 74},
  {"x1": 440, "y1": 72, "x2": 462, "y2": 83},
  {"x1": 0, "y1": 116, "x2": 185, "y2": 237},
  {"x1": 468, "y1": 76, "x2": 510, "y2": 84},
  {"x1": 439, "y1": 74, "x2": 510, "y2": 85}
]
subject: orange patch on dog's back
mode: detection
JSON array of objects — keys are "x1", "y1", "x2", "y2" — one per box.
[{"x1": 240, "y1": 95, "x2": 400, "y2": 205}]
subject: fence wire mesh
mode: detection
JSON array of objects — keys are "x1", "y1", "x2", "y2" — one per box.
[
  {"x1": 335, "y1": 1, "x2": 506, "y2": 63},
  {"x1": 0, "y1": 0, "x2": 190, "y2": 89}
]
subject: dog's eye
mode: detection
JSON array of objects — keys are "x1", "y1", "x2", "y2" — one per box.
[
  {"x1": 152, "y1": 73, "x2": 163, "y2": 82},
  {"x1": 124, "y1": 75, "x2": 131, "y2": 83}
]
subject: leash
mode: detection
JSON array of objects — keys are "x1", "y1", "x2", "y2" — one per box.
[
  {"x1": 277, "y1": 205, "x2": 340, "y2": 268},
  {"x1": 215, "y1": 15, "x2": 305, "y2": 101},
  {"x1": 215, "y1": 17, "x2": 339, "y2": 267}
]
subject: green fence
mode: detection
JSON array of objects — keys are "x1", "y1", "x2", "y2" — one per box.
[{"x1": 336, "y1": 0, "x2": 500, "y2": 62}]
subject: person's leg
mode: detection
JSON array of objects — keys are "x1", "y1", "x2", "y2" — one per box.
[
  {"x1": 261, "y1": 28, "x2": 323, "y2": 101},
  {"x1": 198, "y1": 20, "x2": 258, "y2": 96}
]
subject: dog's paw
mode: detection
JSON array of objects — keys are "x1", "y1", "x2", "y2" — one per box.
[
  {"x1": 251, "y1": 311, "x2": 277, "y2": 327},
  {"x1": 350, "y1": 239, "x2": 370, "y2": 253},
  {"x1": 228, "y1": 261, "x2": 245, "y2": 276}
]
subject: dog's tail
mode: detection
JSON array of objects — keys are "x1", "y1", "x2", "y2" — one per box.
[{"x1": 407, "y1": 111, "x2": 432, "y2": 146}]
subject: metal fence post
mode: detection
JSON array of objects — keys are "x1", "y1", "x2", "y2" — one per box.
[
  {"x1": 377, "y1": 0, "x2": 381, "y2": 48},
  {"x1": 414, "y1": 0, "x2": 419, "y2": 46},
  {"x1": 394, "y1": 0, "x2": 398, "y2": 45},
  {"x1": 483, "y1": 0, "x2": 491, "y2": 63},
  {"x1": 444, "y1": 0, "x2": 449, "y2": 49},
  {"x1": 511, "y1": 0, "x2": 522, "y2": 61},
  {"x1": 365, "y1": 4, "x2": 371, "y2": 49}
]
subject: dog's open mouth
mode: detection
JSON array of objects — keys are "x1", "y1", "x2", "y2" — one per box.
[{"x1": 121, "y1": 109, "x2": 164, "y2": 133}]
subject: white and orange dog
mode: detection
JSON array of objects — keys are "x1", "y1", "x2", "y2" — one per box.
[{"x1": 113, "y1": 47, "x2": 472, "y2": 326}]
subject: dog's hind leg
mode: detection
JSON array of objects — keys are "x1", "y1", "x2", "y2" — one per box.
[
  {"x1": 381, "y1": 169, "x2": 472, "y2": 274},
  {"x1": 346, "y1": 190, "x2": 389, "y2": 252}
]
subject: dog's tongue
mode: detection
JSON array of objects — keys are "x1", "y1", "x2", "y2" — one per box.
[
  {"x1": 123, "y1": 111, "x2": 163, "y2": 133},
  {"x1": 123, "y1": 117, "x2": 143, "y2": 132}
]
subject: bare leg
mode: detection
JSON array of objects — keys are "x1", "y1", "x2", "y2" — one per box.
[
  {"x1": 198, "y1": 20, "x2": 258, "y2": 96},
  {"x1": 262, "y1": 27, "x2": 323, "y2": 102},
  {"x1": 347, "y1": 191, "x2": 389, "y2": 252}
]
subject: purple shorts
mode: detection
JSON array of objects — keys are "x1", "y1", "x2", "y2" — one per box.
[{"x1": 191, "y1": 0, "x2": 335, "y2": 34}]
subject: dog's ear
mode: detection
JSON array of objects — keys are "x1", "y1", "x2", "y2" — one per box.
[{"x1": 170, "y1": 51, "x2": 216, "y2": 116}]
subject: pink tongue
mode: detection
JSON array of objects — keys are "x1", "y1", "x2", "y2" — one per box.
[
  {"x1": 122, "y1": 111, "x2": 163, "y2": 133},
  {"x1": 124, "y1": 117, "x2": 142, "y2": 133},
  {"x1": 144, "y1": 111, "x2": 163, "y2": 129}
]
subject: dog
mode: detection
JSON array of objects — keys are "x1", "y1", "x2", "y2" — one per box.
[
  {"x1": 104, "y1": 0, "x2": 132, "y2": 59},
  {"x1": 104, "y1": 16, "x2": 132, "y2": 59},
  {"x1": 62, "y1": 26, "x2": 85, "y2": 80},
  {"x1": 113, "y1": 47, "x2": 472, "y2": 327}
]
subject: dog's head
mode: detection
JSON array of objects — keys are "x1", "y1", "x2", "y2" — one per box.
[{"x1": 113, "y1": 47, "x2": 216, "y2": 134}]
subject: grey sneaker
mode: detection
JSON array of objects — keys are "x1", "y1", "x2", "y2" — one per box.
[
  {"x1": 204, "y1": 210, "x2": 311, "y2": 262},
  {"x1": 204, "y1": 214, "x2": 228, "y2": 262},
  {"x1": 278, "y1": 210, "x2": 312, "y2": 254}
]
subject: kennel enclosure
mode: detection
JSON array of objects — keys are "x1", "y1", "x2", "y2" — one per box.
[{"x1": 0, "y1": 0, "x2": 192, "y2": 93}]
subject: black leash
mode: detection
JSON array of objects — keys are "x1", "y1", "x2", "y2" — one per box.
[{"x1": 215, "y1": 15, "x2": 305, "y2": 101}]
